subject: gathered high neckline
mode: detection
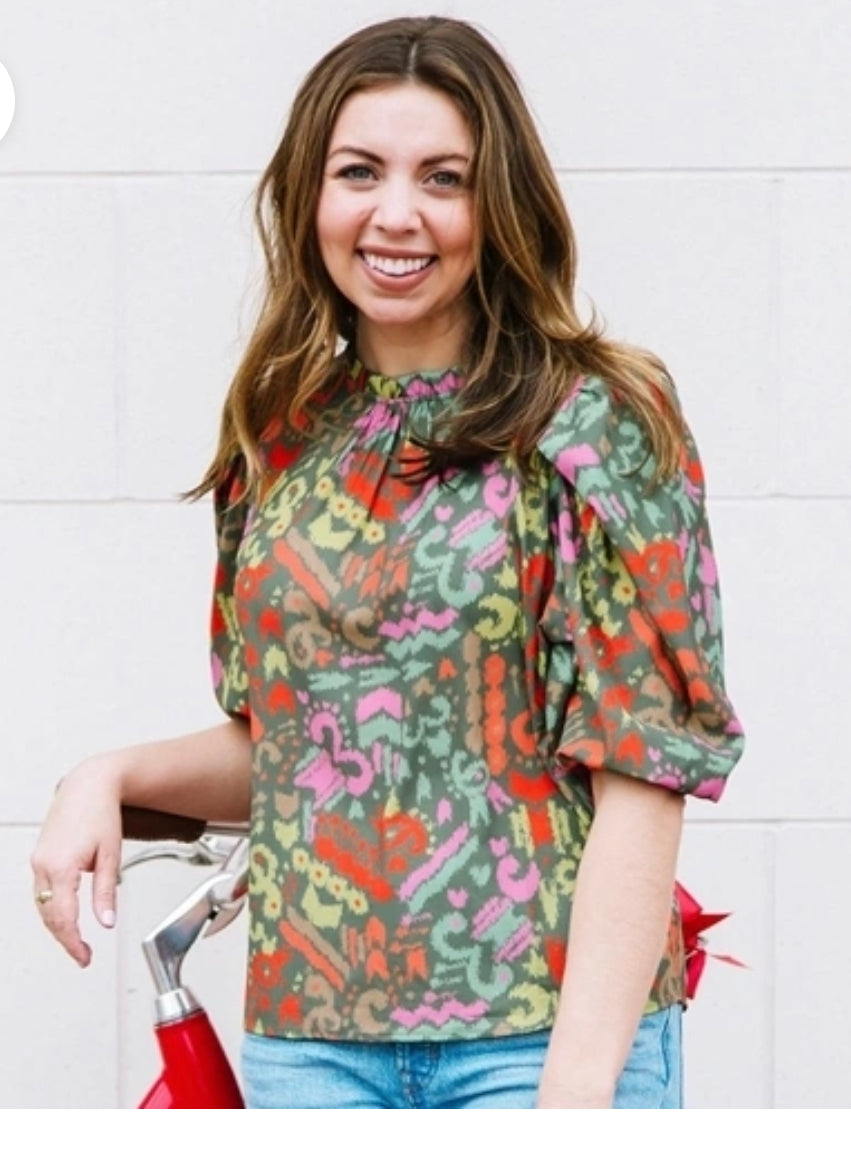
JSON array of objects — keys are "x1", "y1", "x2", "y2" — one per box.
[{"x1": 348, "y1": 356, "x2": 465, "y2": 401}]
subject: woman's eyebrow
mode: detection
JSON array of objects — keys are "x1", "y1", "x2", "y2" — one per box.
[{"x1": 326, "y1": 146, "x2": 470, "y2": 165}]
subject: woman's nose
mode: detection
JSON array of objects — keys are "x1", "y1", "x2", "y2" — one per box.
[{"x1": 372, "y1": 179, "x2": 421, "y2": 232}]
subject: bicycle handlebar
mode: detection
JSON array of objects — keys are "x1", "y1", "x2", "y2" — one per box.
[
  {"x1": 121, "y1": 806, "x2": 208, "y2": 843},
  {"x1": 121, "y1": 806, "x2": 249, "y2": 842}
]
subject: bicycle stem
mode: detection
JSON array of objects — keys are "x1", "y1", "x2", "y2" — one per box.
[{"x1": 141, "y1": 840, "x2": 249, "y2": 1025}]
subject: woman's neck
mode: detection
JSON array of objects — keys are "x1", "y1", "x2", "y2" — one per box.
[{"x1": 355, "y1": 314, "x2": 470, "y2": 377}]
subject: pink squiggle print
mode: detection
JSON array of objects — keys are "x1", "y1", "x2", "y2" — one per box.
[
  {"x1": 399, "y1": 824, "x2": 470, "y2": 902},
  {"x1": 698, "y1": 543, "x2": 718, "y2": 587},
  {"x1": 379, "y1": 606, "x2": 458, "y2": 641},
  {"x1": 483, "y1": 470, "x2": 520, "y2": 518},
  {"x1": 302, "y1": 710, "x2": 376, "y2": 797},
  {"x1": 494, "y1": 920, "x2": 535, "y2": 963},
  {"x1": 554, "y1": 443, "x2": 600, "y2": 485},
  {"x1": 352, "y1": 403, "x2": 398, "y2": 439},
  {"x1": 449, "y1": 509, "x2": 490, "y2": 547},
  {"x1": 585, "y1": 492, "x2": 614, "y2": 525},
  {"x1": 404, "y1": 372, "x2": 463, "y2": 400},
  {"x1": 472, "y1": 895, "x2": 511, "y2": 939},
  {"x1": 294, "y1": 752, "x2": 344, "y2": 808},
  {"x1": 555, "y1": 507, "x2": 577, "y2": 565},
  {"x1": 390, "y1": 998, "x2": 489, "y2": 1029},
  {"x1": 339, "y1": 653, "x2": 383, "y2": 669},
  {"x1": 486, "y1": 780, "x2": 513, "y2": 814},
  {"x1": 496, "y1": 855, "x2": 541, "y2": 903},
  {"x1": 356, "y1": 687, "x2": 404, "y2": 725}
]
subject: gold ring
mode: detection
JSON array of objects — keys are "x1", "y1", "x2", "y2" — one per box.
[{"x1": 35, "y1": 888, "x2": 54, "y2": 905}]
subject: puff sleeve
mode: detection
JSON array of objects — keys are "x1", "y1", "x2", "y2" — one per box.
[
  {"x1": 210, "y1": 458, "x2": 251, "y2": 720},
  {"x1": 537, "y1": 377, "x2": 744, "y2": 801}
]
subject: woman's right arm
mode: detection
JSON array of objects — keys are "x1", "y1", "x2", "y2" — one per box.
[{"x1": 30, "y1": 718, "x2": 251, "y2": 967}]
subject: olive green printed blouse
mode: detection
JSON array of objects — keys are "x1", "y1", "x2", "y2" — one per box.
[{"x1": 210, "y1": 356, "x2": 744, "y2": 1041}]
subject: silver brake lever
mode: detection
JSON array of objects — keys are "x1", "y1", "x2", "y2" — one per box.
[
  {"x1": 204, "y1": 839, "x2": 250, "y2": 939},
  {"x1": 203, "y1": 896, "x2": 247, "y2": 939},
  {"x1": 120, "y1": 834, "x2": 240, "y2": 874}
]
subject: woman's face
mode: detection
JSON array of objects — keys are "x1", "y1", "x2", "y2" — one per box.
[{"x1": 316, "y1": 82, "x2": 476, "y2": 367}]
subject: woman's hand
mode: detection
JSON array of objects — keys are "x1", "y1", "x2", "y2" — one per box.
[
  {"x1": 29, "y1": 720, "x2": 253, "y2": 966},
  {"x1": 30, "y1": 756, "x2": 124, "y2": 967}
]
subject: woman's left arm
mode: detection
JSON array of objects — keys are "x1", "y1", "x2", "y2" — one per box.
[
  {"x1": 536, "y1": 771, "x2": 684, "y2": 1109},
  {"x1": 533, "y1": 380, "x2": 746, "y2": 1107}
]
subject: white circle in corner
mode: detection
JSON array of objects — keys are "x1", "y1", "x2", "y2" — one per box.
[{"x1": 0, "y1": 62, "x2": 16, "y2": 142}]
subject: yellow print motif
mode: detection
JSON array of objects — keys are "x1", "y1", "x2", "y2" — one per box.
[
  {"x1": 495, "y1": 558, "x2": 520, "y2": 592},
  {"x1": 538, "y1": 860, "x2": 577, "y2": 928},
  {"x1": 591, "y1": 596, "x2": 620, "y2": 639},
  {"x1": 263, "y1": 644, "x2": 290, "y2": 680},
  {"x1": 302, "y1": 882, "x2": 344, "y2": 930},
  {"x1": 308, "y1": 475, "x2": 376, "y2": 549},
  {"x1": 505, "y1": 981, "x2": 558, "y2": 1030},
  {"x1": 290, "y1": 844, "x2": 373, "y2": 916},
  {"x1": 264, "y1": 476, "x2": 310, "y2": 539},
  {"x1": 508, "y1": 808, "x2": 534, "y2": 860},
  {"x1": 250, "y1": 840, "x2": 285, "y2": 923},
  {"x1": 272, "y1": 816, "x2": 298, "y2": 850},
  {"x1": 475, "y1": 593, "x2": 520, "y2": 642}
]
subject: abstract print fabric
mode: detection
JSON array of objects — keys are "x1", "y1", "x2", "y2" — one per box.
[{"x1": 210, "y1": 357, "x2": 744, "y2": 1042}]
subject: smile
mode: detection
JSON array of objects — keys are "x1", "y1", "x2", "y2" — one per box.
[{"x1": 360, "y1": 251, "x2": 436, "y2": 277}]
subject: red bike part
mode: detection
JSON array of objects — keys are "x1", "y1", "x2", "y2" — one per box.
[{"x1": 139, "y1": 1011, "x2": 245, "y2": 1109}]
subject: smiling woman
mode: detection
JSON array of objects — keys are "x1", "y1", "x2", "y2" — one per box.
[
  {"x1": 316, "y1": 85, "x2": 476, "y2": 374},
  {"x1": 31, "y1": 14, "x2": 744, "y2": 1111}
]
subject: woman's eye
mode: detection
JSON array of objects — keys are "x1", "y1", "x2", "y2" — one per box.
[
  {"x1": 428, "y1": 170, "x2": 463, "y2": 188},
  {"x1": 338, "y1": 164, "x2": 375, "y2": 181}
]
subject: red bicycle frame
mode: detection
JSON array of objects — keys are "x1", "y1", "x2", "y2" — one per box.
[{"x1": 139, "y1": 1012, "x2": 243, "y2": 1109}]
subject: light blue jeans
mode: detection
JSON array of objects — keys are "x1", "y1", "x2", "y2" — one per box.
[{"x1": 241, "y1": 1004, "x2": 683, "y2": 1109}]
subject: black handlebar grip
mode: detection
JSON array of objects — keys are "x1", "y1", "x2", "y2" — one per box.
[{"x1": 120, "y1": 806, "x2": 207, "y2": 843}]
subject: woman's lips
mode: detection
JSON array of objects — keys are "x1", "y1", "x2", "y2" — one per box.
[{"x1": 359, "y1": 250, "x2": 437, "y2": 281}]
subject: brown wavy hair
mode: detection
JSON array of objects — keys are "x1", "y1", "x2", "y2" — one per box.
[{"x1": 187, "y1": 15, "x2": 684, "y2": 500}]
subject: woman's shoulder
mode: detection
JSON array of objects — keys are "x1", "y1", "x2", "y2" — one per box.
[
  {"x1": 533, "y1": 369, "x2": 707, "y2": 542},
  {"x1": 535, "y1": 373, "x2": 666, "y2": 488}
]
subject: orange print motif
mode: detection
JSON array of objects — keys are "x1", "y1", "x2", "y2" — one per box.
[{"x1": 483, "y1": 654, "x2": 508, "y2": 775}]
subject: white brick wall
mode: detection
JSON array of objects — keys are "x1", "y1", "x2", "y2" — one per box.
[{"x1": 1, "y1": 0, "x2": 847, "y2": 1108}]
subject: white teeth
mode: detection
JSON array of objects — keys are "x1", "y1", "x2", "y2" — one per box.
[{"x1": 362, "y1": 252, "x2": 433, "y2": 276}]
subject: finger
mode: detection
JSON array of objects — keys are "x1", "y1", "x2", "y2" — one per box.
[
  {"x1": 92, "y1": 846, "x2": 119, "y2": 929},
  {"x1": 39, "y1": 868, "x2": 92, "y2": 968}
]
